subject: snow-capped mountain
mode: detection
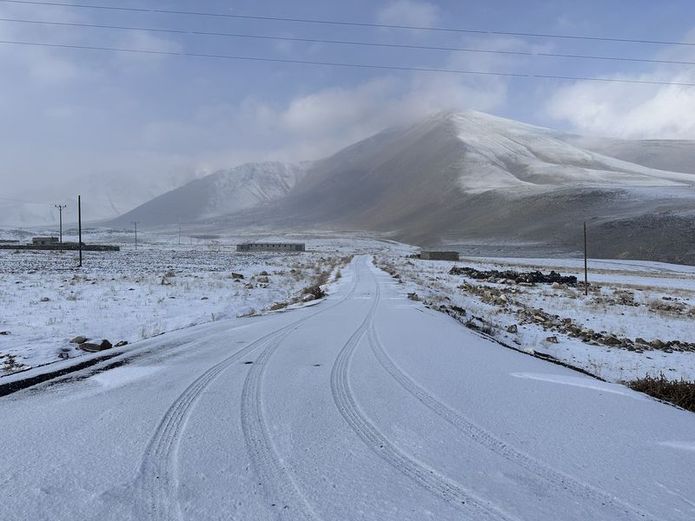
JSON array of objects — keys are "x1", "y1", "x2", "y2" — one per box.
[
  {"x1": 111, "y1": 162, "x2": 308, "y2": 226},
  {"x1": 111, "y1": 111, "x2": 695, "y2": 262}
]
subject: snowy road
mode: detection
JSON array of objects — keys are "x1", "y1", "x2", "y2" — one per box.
[{"x1": 1, "y1": 256, "x2": 694, "y2": 520}]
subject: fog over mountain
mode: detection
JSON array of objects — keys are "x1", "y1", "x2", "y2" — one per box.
[
  {"x1": 112, "y1": 162, "x2": 308, "y2": 226},
  {"x1": 112, "y1": 111, "x2": 695, "y2": 262}
]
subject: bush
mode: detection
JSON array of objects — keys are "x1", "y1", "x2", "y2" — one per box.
[
  {"x1": 302, "y1": 284, "x2": 326, "y2": 300},
  {"x1": 628, "y1": 374, "x2": 695, "y2": 412}
]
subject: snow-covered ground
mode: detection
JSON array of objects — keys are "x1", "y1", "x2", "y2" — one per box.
[
  {"x1": 0, "y1": 230, "x2": 397, "y2": 376},
  {"x1": 378, "y1": 254, "x2": 695, "y2": 382},
  {"x1": 4, "y1": 226, "x2": 694, "y2": 384},
  {"x1": 0, "y1": 256, "x2": 693, "y2": 521}
]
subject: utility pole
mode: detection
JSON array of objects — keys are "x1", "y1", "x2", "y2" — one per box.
[
  {"x1": 78, "y1": 195, "x2": 83, "y2": 267},
  {"x1": 583, "y1": 221, "x2": 588, "y2": 296},
  {"x1": 133, "y1": 221, "x2": 138, "y2": 249},
  {"x1": 54, "y1": 204, "x2": 66, "y2": 246}
]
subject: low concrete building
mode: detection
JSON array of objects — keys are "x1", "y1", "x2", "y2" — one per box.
[
  {"x1": 236, "y1": 242, "x2": 306, "y2": 253},
  {"x1": 32, "y1": 236, "x2": 59, "y2": 246},
  {"x1": 420, "y1": 251, "x2": 460, "y2": 261}
]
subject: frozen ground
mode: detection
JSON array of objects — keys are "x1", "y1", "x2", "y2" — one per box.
[
  {"x1": 0, "y1": 230, "x2": 397, "y2": 376},
  {"x1": 0, "y1": 256, "x2": 693, "y2": 520},
  {"x1": 378, "y1": 254, "x2": 695, "y2": 382}
]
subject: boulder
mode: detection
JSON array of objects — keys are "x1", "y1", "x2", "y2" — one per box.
[
  {"x1": 79, "y1": 339, "x2": 112, "y2": 353},
  {"x1": 650, "y1": 339, "x2": 666, "y2": 350},
  {"x1": 603, "y1": 335, "x2": 622, "y2": 346},
  {"x1": 506, "y1": 324, "x2": 518, "y2": 334},
  {"x1": 545, "y1": 336, "x2": 559, "y2": 344},
  {"x1": 231, "y1": 272, "x2": 244, "y2": 280},
  {"x1": 301, "y1": 293, "x2": 315, "y2": 302},
  {"x1": 114, "y1": 340, "x2": 128, "y2": 347},
  {"x1": 70, "y1": 335, "x2": 88, "y2": 344}
]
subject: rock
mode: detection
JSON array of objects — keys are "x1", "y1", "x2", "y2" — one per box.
[
  {"x1": 603, "y1": 335, "x2": 622, "y2": 346},
  {"x1": 231, "y1": 272, "x2": 244, "y2": 280},
  {"x1": 201, "y1": 296, "x2": 209, "y2": 300},
  {"x1": 70, "y1": 335, "x2": 88, "y2": 344},
  {"x1": 79, "y1": 340, "x2": 112, "y2": 352},
  {"x1": 650, "y1": 339, "x2": 666, "y2": 349},
  {"x1": 114, "y1": 340, "x2": 128, "y2": 347},
  {"x1": 58, "y1": 352, "x2": 70, "y2": 360},
  {"x1": 0, "y1": 331, "x2": 9, "y2": 335},
  {"x1": 545, "y1": 336, "x2": 559, "y2": 344},
  {"x1": 506, "y1": 324, "x2": 518, "y2": 334},
  {"x1": 301, "y1": 293, "x2": 315, "y2": 302},
  {"x1": 259, "y1": 271, "x2": 269, "y2": 276},
  {"x1": 257, "y1": 276, "x2": 269, "y2": 284},
  {"x1": 407, "y1": 292, "x2": 420, "y2": 301},
  {"x1": 79, "y1": 339, "x2": 112, "y2": 352},
  {"x1": 40, "y1": 297, "x2": 50, "y2": 302}
]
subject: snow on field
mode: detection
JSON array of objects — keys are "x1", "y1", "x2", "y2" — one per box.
[
  {"x1": 0, "y1": 231, "x2": 395, "y2": 376},
  {"x1": 378, "y1": 254, "x2": 695, "y2": 382}
]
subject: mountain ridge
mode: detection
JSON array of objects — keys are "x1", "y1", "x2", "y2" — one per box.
[{"x1": 109, "y1": 111, "x2": 695, "y2": 263}]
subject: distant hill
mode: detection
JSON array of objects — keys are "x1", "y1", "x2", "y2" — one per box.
[
  {"x1": 110, "y1": 162, "x2": 308, "y2": 226},
  {"x1": 112, "y1": 112, "x2": 695, "y2": 263}
]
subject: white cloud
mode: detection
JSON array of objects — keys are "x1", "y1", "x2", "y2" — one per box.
[
  {"x1": 546, "y1": 29, "x2": 695, "y2": 139},
  {"x1": 547, "y1": 78, "x2": 695, "y2": 139},
  {"x1": 376, "y1": 0, "x2": 440, "y2": 28},
  {"x1": 0, "y1": 8, "x2": 538, "y2": 222}
]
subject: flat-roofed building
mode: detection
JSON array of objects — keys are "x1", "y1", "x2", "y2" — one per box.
[
  {"x1": 419, "y1": 251, "x2": 459, "y2": 261},
  {"x1": 236, "y1": 242, "x2": 306, "y2": 253},
  {"x1": 32, "y1": 236, "x2": 59, "y2": 246}
]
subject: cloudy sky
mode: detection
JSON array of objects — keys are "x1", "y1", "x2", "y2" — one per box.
[{"x1": 2, "y1": 0, "x2": 695, "y2": 223}]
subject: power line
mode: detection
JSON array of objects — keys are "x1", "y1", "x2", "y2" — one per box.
[
  {"x1": 1, "y1": 38, "x2": 694, "y2": 87},
  {"x1": 1, "y1": 0, "x2": 695, "y2": 48},
  {"x1": 2, "y1": 16, "x2": 695, "y2": 67}
]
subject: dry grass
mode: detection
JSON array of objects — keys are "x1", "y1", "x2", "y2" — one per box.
[{"x1": 628, "y1": 374, "x2": 695, "y2": 412}]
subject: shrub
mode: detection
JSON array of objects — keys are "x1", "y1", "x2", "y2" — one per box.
[
  {"x1": 628, "y1": 374, "x2": 695, "y2": 412},
  {"x1": 302, "y1": 284, "x2": 326, "y2": 300}
]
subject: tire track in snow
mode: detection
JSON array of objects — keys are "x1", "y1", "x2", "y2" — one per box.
[
  {"x1": 367, "y1": 323, "x2": 658, "y2": 521},
  {"x1": 134, "y1": 265, "x2": 359, "y2": 521},
  {"x1": 133, "y1": 328, "x2": 286, "y2": 520},
  {"x1": 330, "y1": 269, "x2": 517, "y2": 521},
  {"x1": 238, "y1": 267, "x2": 361, "y2": 520},
  {"x1": 240, "y1": 328, "x2": 321, "y2": 520}
]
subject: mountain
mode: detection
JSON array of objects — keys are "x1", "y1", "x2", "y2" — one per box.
[
  {"x1": 563, "y1": 136, "x2": 695, "y2": 175},
  {"x1": 113, "y1": 112, "x2": 695, "y2": 263},
  {"x1": 111, "y1": 162, "x2": 308, "y2": 226}
]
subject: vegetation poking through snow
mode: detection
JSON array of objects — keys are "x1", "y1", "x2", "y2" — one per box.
[{"x1": 628, "y1": 374, "x2": 695, "y2": 412}]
